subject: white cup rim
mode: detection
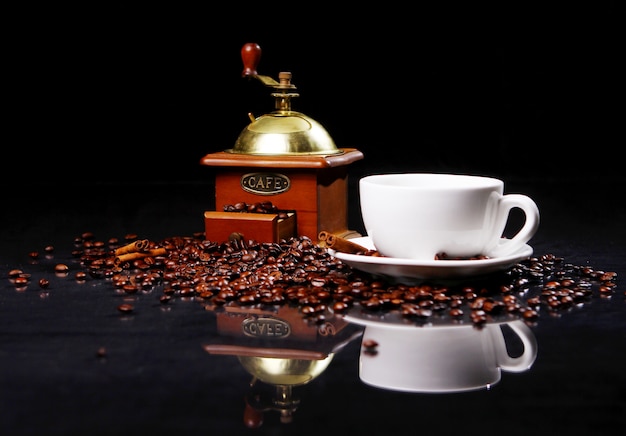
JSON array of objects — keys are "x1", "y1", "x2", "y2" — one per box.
[{"x1": 360, "y1": 173, "x2": 504, "y2": 190}]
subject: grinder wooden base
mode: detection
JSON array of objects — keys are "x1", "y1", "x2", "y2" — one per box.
[{"x1": 200, "y1": 148, "x2": 364, "y2": 242}]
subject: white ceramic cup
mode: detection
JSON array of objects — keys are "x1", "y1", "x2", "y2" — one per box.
[
  {"x1": 358, "y1": 320, "x2": 538, "y2": 393},
  {"x1": 359, "y1": 173, "x2": 540, "y2": 260}
]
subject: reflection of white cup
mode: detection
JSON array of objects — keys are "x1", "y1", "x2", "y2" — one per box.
[
  {"x1": 358, "y1": 320, "x2": 537, "y2": 393},
  {"x1": 359, "y1": 173, "x2": 540, "y2": 261}
]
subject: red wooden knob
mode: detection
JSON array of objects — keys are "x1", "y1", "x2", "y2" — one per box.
[{"x1": 241, "y1": 43, "x2": 261, "y2": 77}]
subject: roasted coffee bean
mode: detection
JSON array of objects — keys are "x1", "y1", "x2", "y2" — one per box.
[
  {"x1": 362, "y1": 339, "x2": 378, "y2": 349},
  {"x1": 122, "y1": 284, "x2": 139, "y2": 294},
  {"x1": 117, "y1": 303, "x2": 134, "y2": 313},
  {"x1": 449, "y1": 307, "x2": 464, "y2": 317},
  {"x1": 526, "y1": 297, "x2": 541, "y2": 307},
  {"x1": 54, "y1": 264, "x2": 69, "y2": 273},
  {"x1": 8, "y1": 269, "x2": 23, "y2": 279},
  {"x1": 600, "y1": 271, "x2": 617, "y2": 281},
  {"x1": 13, "y1": 276, "x2": 28, "y2": 287},
  {"x1": 470, "y1": 310, "x2": 487, "y2": 325},
  {"x1": 331, "y1": 301, "x2": 350, "y2": 313},
  {"x1": 599, "y1": 286, "x2": 613, "y2": 294},
  {"x1": 75, "y1": 271, "x2": 87, "y2": 281},
  {"x1": 522, "y1": 308, "x2": 539, "y2": 320}
]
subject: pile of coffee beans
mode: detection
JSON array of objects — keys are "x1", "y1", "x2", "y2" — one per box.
[
  {"x1": 6, "y1": 232, "x2": 620, "y2": 327},
  {"x1": 223, "y1": 201, "x2": 291, "y2": 220}
]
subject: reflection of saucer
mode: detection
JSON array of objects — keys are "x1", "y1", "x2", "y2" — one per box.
[
  {"x1": 343, "y1": 312, "x2": 473, "y2": 330},
  {"x1": 328, "y1": 236, "x2": 532, "y2": 282},
  {"x1": 341, "y1": 311, "x2": 515, "y2": 329}
]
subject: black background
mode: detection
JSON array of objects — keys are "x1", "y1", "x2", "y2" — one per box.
[
  {"x1": 2, "y1": 5, "x2": 625, "y2": 436},
  {"x1": 4, "y1": 3, "x2": 622, "y2": 185}
]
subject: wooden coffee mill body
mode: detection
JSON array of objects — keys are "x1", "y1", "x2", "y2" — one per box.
[{"x1": 201, "y1": 43, "x2": 363, "y2": 243}]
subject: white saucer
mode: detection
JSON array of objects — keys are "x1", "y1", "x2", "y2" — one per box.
[{"x1": 328, "y1": 236, "x2": 533, "y2": 282}]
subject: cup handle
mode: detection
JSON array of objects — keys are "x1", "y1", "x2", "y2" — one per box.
[
  {"x1": 486, "y1": 194, "x2": 540, "y2": 258},
  {"x1": 490, "y1": 320, "x2": 538, "y2": 372}
]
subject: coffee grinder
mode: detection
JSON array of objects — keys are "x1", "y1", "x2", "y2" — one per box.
[{"x1": 201, "y1": 43, "x2": 364, "y2": 243}]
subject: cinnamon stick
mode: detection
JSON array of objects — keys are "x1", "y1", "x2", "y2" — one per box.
[
  {"x1": 114, "y1": 239, "x2": 150, "y2": 256},
  {"x1": 325, "y1": 234, "x2": 369, "y2": 254},
  {"x1": 114, "y1": 247, "x2": 167, "y2": 265},
  {"x1": 317, "y1": 231, "x2": 330, "y2": 247}
]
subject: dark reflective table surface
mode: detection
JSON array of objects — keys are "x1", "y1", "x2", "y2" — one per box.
[{"x1": 1, "y1": 178, "x2": 624, "y2": 436}]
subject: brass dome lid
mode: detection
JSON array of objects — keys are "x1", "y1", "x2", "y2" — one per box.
[{"x1": 228, "y1": 110, "x2": 341, "y2": 155}]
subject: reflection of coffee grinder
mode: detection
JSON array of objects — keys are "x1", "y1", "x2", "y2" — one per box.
[
  {"x1": 202, "y1": 305, "x2": 362, "y2": 428},
  {"x1": 201, "y1": 43, "x2": 364, "y2": 243}
]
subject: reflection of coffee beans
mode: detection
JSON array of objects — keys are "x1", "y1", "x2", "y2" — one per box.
[{"x1": 7, "y1": 234, "x2": 619, "y2": 327}]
